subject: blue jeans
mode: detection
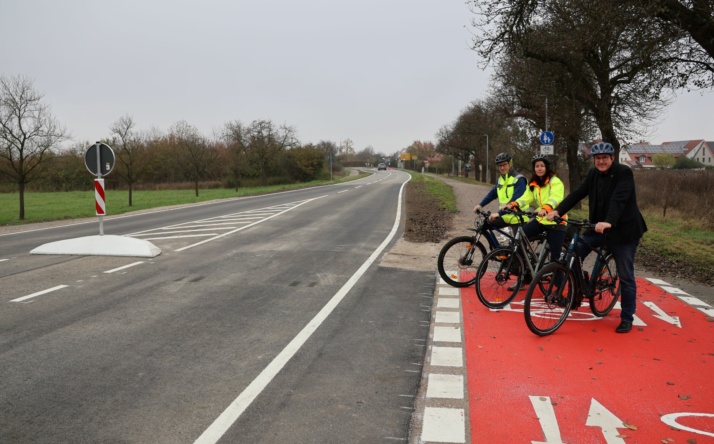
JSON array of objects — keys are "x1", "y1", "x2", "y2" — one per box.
[{"x1": 577, "y1": 232, "x2": 639, "y2": 322}]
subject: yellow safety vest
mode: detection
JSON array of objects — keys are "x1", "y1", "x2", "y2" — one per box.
[
  {"x1": 515, "y1": 175, "x2": 566, "y2": 226},
  {"x1": 497, "y1": 172, "x2": 528, "y2": 224}
]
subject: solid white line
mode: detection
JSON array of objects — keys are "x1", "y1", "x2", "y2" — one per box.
[
  {"x1": 104, "y1": 261, "x2": 144, "y2": 274},
  {"x1": 0, "y1": 258, "x2": 8, "y2": 262},
  {"x1": 11, "y1": 285, "x2": 69, "y2": 303},
  {"x1": 193, "y1": 176, "x2": 410, "y2": 444}
]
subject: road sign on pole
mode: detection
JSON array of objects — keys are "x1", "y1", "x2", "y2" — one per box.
[
  {"x1": 84, "y1": 142, "x2": 115, "y2": 177},
  {"x1": 539, "y1": 132, "x2": 555, "y2": 145},
  {"x1": 85, "y1": 142, "x2": 115, "y2": 236}
]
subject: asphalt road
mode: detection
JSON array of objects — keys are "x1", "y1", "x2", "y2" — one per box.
[{"x1": 0, "y1": 170, "x2": 434, "y2": 443}]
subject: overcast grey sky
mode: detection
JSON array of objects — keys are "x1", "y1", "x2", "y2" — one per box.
[{"x1": 1, "y1": 0, "x2": 712, "y2": 155}]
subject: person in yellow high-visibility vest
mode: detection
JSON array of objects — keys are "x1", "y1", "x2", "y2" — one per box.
[
  {"x1": 473, "y1": 152, "x2": 528, "y2": 228},
  {"x1": 504, "y1": 154, "x2": 567, "y2": 290}
]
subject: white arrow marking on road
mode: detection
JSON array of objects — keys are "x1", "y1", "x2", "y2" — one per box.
[
  {"x1": 585, "y1": 398, "x2": 627, "y2": 444},
  {"x1": 529, "y1": 396, "x2": 565, "y2": 444},
  {"x1": 643, "y1": 301, "x2": 681, "y2": 328}
]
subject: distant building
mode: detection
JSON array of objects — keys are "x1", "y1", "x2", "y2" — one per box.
[{"x1": 621, "y1": 140, "x2": 714, "y2": 167}]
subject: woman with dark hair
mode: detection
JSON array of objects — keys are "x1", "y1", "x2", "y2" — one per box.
[{"x1": 504, "y1": 154, "x2": 567, "y2": 290}]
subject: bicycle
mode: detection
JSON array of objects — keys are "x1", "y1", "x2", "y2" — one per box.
[
  {"x1": 437, "y1": 209, "x2": 520, "y2": 288},
  {"x1": 473, "y1": 209, "x2": 551, "y2": 309},
  {"x1": 523, "y1": 218, "x2": 621, "y2": 336},
  {"x1": 436, "y1": 210, "x2": 508, "y2": 288}
]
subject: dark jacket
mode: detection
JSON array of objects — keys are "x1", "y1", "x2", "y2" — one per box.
[{"x1": 556, "y1": 163, "x2": 647, "y2": 243}]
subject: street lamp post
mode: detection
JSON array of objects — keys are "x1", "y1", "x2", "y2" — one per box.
[{"x1": 485, "y1": 134, "x2": 489, "y2": 184}]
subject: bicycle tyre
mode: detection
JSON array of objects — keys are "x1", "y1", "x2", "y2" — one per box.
[
  {"x1": 524, "y1": 262, "x2": 575, "y2": 336},
  {"x1": 475, "y1": 247, "x2": 523, "y2": 309},
  {"x1": 589, "y1": 254, "x2": 621, "y2": 317},
  {"x1": 437, "y1": 235, "x2": 487, "y2": 287}
]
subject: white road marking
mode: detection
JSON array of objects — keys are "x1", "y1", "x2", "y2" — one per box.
[
  {"x1": 433, "y1": 326, "x2": 462, "y2": 343},
  {"x1": 437, "y1": 298, "x2": 460, "y2": 309},
  {"x1": 430, "y1": 346, "x2": 464, "y2": 368},
  {"x1": 193, "y1": 179, "x2": 409, "y2": 444},
  {"x1": 11, "y1": 285, "x2": 69, "y2": 303},
  {"x1": 426, "y1": 374, "x2": 464, "y2": 399},
  {"x1": 643, "y1": 301, "x2": 681, "y2": 327},
  {"x1": 421, "y1": 407, "x2": 465, "y2": 443},
  {"x1": 0, "y1": 258, "x2": 8, "y2": 262},
  {"x1": 104, "y1": 261, "x2": 144, "y2": 274},
  {"x1": 529, "y1": 396, "x2": 565, "y2": 444},
  {"x1": 585, "y1": 398, "x2": 628, "y2": 444}
]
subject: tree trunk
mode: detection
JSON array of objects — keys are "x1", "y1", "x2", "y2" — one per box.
[{"x1": 18, "y1": 180, "x2": 25, "y2": 220}]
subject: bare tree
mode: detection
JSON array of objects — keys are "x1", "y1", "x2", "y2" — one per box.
[
  {"x1": 110, "y1": 115, "x2": 146, "y2": 206},
  {"x1": 0, "y1": 74, "x2": 69, "y2": 219},
  {"x1": 223, "y1": 120, "x2": 250, "y2": 190},
  {"x1": 243, "y1": 120, "x2": 297, "y2": 185},
  {"x1": 170, "y1": 120, "x2": 218, "y2": 197},
  {"x1": 470, "y1": 0, "x2": 712, "y2": 88},
  {"x1": 471, "y1": 0, "x2": 673, "y2": 157}
]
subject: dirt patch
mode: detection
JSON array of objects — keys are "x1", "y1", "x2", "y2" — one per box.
[{"x1": 403, "y1": 182, "x2": 453, "y2": 243}]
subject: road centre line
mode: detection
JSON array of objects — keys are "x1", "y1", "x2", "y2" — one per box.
[
  {"x1": 104, "y1": 261, "x2": 144, "y2": 274},
  {"x1": 11, "y1": 285, "x2": 69, "y2": 303},
  {"x1": 193, "y1": 178, "x2": 410, "y2": 444}
]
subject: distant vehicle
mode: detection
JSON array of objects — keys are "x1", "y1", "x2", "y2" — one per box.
[{"x1": 378, "y1": 163, "x2": 387, "y2": 170}]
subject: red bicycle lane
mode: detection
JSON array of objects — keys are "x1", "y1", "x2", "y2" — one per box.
[{"x1": 462, "y1": 277, "x2": 714, "y2": 443}]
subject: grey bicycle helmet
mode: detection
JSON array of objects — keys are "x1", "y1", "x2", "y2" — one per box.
[
  {"x1": 531, "y1": 153, "x2": 551, "y2": 168},
  {"x1": 591, "y1": 142, "x2": 615, "y2": 155},
  {"x1": 494, "y1": 152, "x2": 512, "y2": 164}
]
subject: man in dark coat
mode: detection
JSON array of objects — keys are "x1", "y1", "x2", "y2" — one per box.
[{"x1": 547, "y1": 142, "x2": 647, "y2": 333}]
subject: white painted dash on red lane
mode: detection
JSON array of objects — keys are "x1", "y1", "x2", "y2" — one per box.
[{"x1": 11, "y1": 285, "x2": 69, "y2": 303}]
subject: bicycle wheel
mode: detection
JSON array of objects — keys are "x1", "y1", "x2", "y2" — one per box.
[
  {"x1": 589, "y1": 254, "x2": 621, "y2": 317},
  {"x1": 475, "y1": 247, "x2": 523, "y2": 309},
  {"x1": 437, "y1": 235, "x2": 487, "y2": 287},
  {"x1": 524, "y1": 262, "x2": 575, "y2": 336}
]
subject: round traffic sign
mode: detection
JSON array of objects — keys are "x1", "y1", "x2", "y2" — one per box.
[
  {"x1": 539, "y1": 132, "x2": 555, "y2": 145},
  {"x1": 84, "y1": 142, "x2": 115, "y2": 177}
]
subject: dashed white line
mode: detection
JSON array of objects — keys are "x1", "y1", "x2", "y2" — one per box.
[
  {"x1": 104, "y1": 261, "x2": 144, "y2": 274},
  {"x1": 11, "y1": 285, "x2": 69, "y2": 303}
]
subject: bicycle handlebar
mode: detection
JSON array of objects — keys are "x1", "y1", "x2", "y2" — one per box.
[{"x1": 552, "y1": 216, "x2": 597, "y2": 231}]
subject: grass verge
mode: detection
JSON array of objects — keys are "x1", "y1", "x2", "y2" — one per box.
[{"x1": 407, "y1": 172, "x2": 458, "y2": 213}]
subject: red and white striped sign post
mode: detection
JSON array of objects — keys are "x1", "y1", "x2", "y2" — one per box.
[
  {"x1": 95, "y1": 179, "x2": 106, "y2": 234},
  {"x1": 84, "y1": 142, "x2": 115, "y2": 236}
]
